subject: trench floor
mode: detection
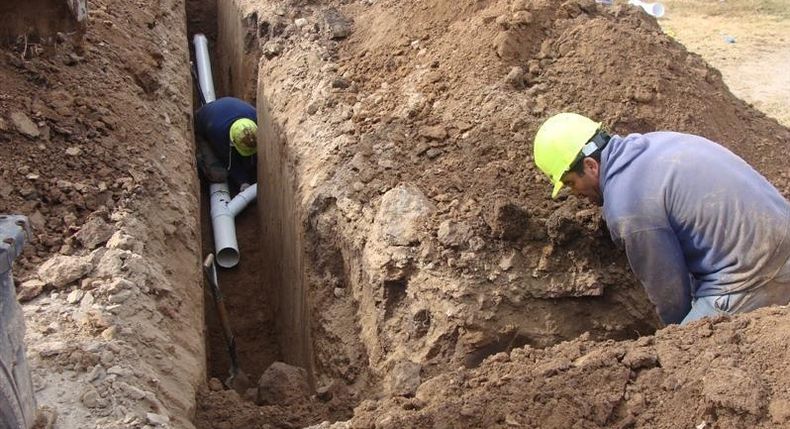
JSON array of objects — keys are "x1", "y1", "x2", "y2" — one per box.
[{"x1": 201, "y1": 196, "x2": 281, "y2": 384}]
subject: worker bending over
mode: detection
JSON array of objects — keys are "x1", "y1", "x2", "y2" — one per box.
[
  {"x1": 533, "y1": 112, "x2": 790, "y2": 325},
  {"x1": 195, "y1": 96, "x2": 258, "y2": 190}
]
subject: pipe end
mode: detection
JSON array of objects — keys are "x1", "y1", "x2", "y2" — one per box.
[{"x1": 216, "y1": 247, "x2": 240, "y2": 268}]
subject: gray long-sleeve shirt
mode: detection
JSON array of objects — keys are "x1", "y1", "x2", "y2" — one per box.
[{"x1": 600, "y1": 132, "x2": 790, "y2": 324}]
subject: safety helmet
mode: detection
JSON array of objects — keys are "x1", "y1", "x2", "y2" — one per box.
[
  {"x1": 229, "y1": 118, "x2": 258, "y2": 157},
  {"x1": 533, "y1": 112, "x2": 601, "y2": 198}
]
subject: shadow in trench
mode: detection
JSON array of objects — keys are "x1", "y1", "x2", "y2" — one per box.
[{"x1": 200, "y1": 190, "x2": 282, "y2": 384}]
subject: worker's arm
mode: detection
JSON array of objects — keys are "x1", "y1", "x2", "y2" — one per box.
[
  {"x1": 620, "y1": 227, "x2": 693, "y2": 325},
  {"x1": 195, "y1": 134, "x2": 228, "y2": 183}
]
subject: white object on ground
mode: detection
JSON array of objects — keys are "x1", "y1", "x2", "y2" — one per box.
[{"x1": 628, "y1": 0, "x2": 665, "y2": 18}]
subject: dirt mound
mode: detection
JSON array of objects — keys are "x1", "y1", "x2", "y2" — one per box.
[
  {"x1": 291, "y1": 0, "x2": 790, "y2": 380},
  {"x1": 341, "y1": 0, "x2": 790, "y2": 212},
  {"x1": 345, "y1": 307, "x2": 790, "y2": 428},
  {"x1": 196, "y1": 378, "x2": 354, "y2": 428},
  {"x1": 204, "y1": 0, "x2": 790, "y2": 425}
]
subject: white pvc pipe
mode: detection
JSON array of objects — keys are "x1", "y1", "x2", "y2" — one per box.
[
  {"x1": 210, "y1": 183, "x2": 239, "y2": 268},
  {"x1": 208, "y1": 183, "x2": 258, "y2": 268},
  {"x1": 194, "y1": 35, "x2": 257, "y2": 268},
  {"x1": 193, "y1": 33, "x2": 216, "y2": 103},
  {"x1": 228, "y1": 184, "x2": 258, "y2": 218},
  {"x1": 628, "y1": 0, "x2": 665, "y2": 18}
]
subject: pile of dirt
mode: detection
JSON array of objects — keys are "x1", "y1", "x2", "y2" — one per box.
[
  {"x1": 0, "y1": 0, "x2": 205, "y2": 427},
  {"x1": 331, "y1": 0, "x2": 790, "y2": 365},
  {"x1": 343, "y1": 306, "x2": 790, "y2": 428},
  {"x1": 253, "y1": 0, "x2": 789, "y2": 379},
  {"x1": 195, "y1": 0, "x2": 790, "y2": 426}
]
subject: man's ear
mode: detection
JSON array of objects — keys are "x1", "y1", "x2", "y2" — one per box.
[{"x1": 583, "y1": 157, "x2": 599, "y2": 176}]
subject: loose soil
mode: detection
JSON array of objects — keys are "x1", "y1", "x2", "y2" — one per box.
[
  {"x1": 197, "y1": 0, "x2": 790, "y2": 427},
  {"x1": 0, "y1": 0, "x2": 788, "y2": 428},
  {"x1": 1, "y1": 0, "x2": 204, "y2": 427}
]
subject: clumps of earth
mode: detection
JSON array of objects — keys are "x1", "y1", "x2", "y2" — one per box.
[{"x1": 1, "y1": 0, "x2": 789, "y2": 428}]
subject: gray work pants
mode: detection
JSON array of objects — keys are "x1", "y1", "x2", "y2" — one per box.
[{"x1": 681, "y1": 257, "x2": 790, "y2": 325}]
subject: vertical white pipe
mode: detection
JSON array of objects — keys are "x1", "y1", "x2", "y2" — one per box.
[
  {"x1": 193, "y1": 34, "x2": 216, "y2": 103},
  {"x1": 209, "y1": 183, "x2": 240, "y2": 268},
  {"x1": 194, "y1": 34, "x2": 256, "y2": 268},
  {"x1": 227, "y1": 184, "x2": 257, "y2": 218}
]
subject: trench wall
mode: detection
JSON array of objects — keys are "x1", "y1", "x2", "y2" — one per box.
[
  {"x1": 216, "y1": 0, "x2": 259, "y2": 101},
  {"x1": 7, "y1": 0, "x2": 207, "y2": 426},
  {"x1": 0, "y1": 0, "x2": 83, "y2": 39},
  {"x1": 214, "y1": 0, "x2": 316, "y2": 380},
  {"x1": 256, "y1": 95, "x2": 317, "y2": 381}
]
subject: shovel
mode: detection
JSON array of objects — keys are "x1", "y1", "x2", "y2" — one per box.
[{"x1": 202, "y1": 253, "x2": 251, "y2": 394}]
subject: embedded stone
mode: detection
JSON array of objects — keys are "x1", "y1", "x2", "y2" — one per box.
[
  {"x1": 37, "y1": 255, "x2": 93, "y2": 288},
  {"x1": 10, "y1": 111, "x2": 39, "y2": 138},
  {"x1": 374, "y1": 184, "x2": 435, "y2": 246},
  {"x1": 256, "y1": 362, "x2": 310, "y2": 406}
]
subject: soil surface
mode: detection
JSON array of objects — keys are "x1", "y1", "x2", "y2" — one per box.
[
  {"x1": 660, "y1": 0, "x2": 790, "y2": 126},
  {"x1": 345, "y1": 306, "x2": 790, "y2": 429},
  {"x1": 196, "y1": 1, "x2": 790, "y2": 427},
  {"x1": 1, "y1": 0, "x2": 204, "y2": 428},
  {"x1": 196, "y1": 0, "x2": 790, "y2": 428},
  {"x1": 1, "y1": 0, "x2": 788, "y2": 428}
]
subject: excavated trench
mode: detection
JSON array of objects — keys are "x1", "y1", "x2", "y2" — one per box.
[
  {"x1": 187, "y1": 0, "x2": 318, "y2": 407},
  {"x1": 184, "y1": 0, "x2": 666, "y2": 426},
  {"x1": 6, "y1": 0, "x2": 790, "y2": 427},
  {"x1": 187, "y1": 1, "x2": 285, "y2": 385}
]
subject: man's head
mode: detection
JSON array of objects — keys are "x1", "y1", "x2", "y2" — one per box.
[
  {"x1": 533, "y1": 112, "x2": 606, "y2": 205},
  {"x1": 229, "y1": 118, "x2": 258, "y2": 157}
]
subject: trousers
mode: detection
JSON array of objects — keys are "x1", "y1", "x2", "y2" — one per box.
[{"x1": 681, "y1": 257, "x2": 790, "y2": 324}]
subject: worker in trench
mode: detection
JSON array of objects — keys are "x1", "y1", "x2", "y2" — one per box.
[
  {"x1": 532, "y1": 112, "x2": 790, "y2": 325},
  {"x1": 194, "y1": 96, "x2": 258, "y2": 191}
]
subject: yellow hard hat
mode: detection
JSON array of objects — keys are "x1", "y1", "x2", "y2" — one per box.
[
  {"x1": 229, "y1": 118, "x2": 258, "y2": 157},
  {"x1": 533, "y1": 113, "x2": 601, "y2": 198}
]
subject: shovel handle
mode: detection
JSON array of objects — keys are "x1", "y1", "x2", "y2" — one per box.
[{"x1": 202, "y1": 254, "x2": 241, "y2": 374}]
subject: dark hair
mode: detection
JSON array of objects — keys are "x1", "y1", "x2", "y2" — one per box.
[
  {"x1": 568, "y1": 130, "x2": 610, "y2": 176},
  {"x1": 568, "y1": 151, "x2": 601, "y2": 176}
]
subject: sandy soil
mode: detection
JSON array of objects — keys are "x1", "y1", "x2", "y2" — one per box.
[
  {"x1": 660, "y1": 0, "x2": 790, "y2": 126},
  {"x1": 0, "y1": 0, "x2": 788, "y2": 428},
  {"x1": 198, "y1": 0, "x2": 790, "y2": 427},
  {"x1": 1, "y1": 0, "x2": 205, "y2": 428}
]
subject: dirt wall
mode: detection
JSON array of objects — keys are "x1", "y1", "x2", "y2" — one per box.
[
  {"x1": 258, "y1": 93, "x2": 318, "y2": 383},
  {"x1": 0, "y1": 0, "x2": 84, "y2": 40},
  {"x1": 0, "y1": 0, "x2": 206, "y2": 426},
  {"x1": 217, "y1": 0, "x2": 790, "y2": 404},
  {"x1": 216, "y1": 0, "x2": 260, "y2": 101}
]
